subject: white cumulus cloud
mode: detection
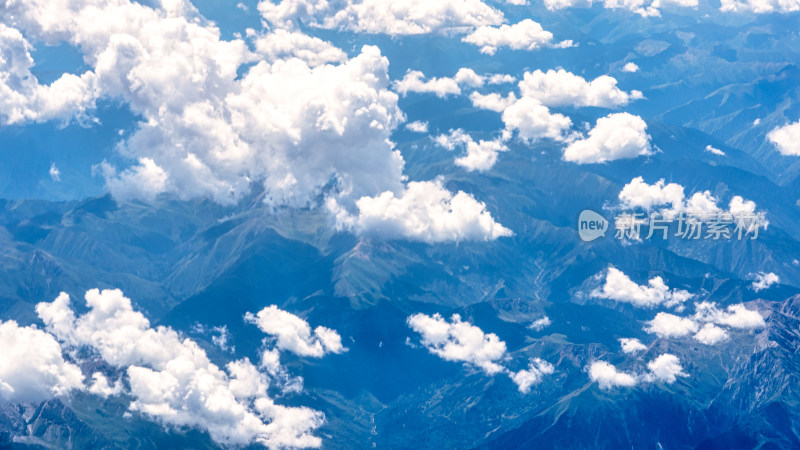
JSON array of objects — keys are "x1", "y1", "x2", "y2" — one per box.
[
  {"x1": 407, "y1": 312, "x2": 553, "y2": 392},
  {"x1": 618, "y1": 177, "x2": 685, "y2": 213},
  {"x1": 644, "y1": 353, "x2": 687, "y2": 383},
  {"x1": 768, "y1": 120, "x2": 800, "y2": 155},
  {"x1": 258, "y1": 0, "x2": 505, "y2": 34},
  {"x1": 720, "y1": 0, "x2": 800, "y2": 13},
  {"x1": 619, "y1": 337, "x2": 647, "y2": 353},
  {"x1": 501, "y1": 96, "x2": 574, "y2": 142},
  {"x1": 622, "y1": 62, "x2": 639, "y2": 72},
  {"x1": 693, "y1": 323, "x2": 729, "y2": 345},
  {"x1": 563, "y1": 113, "x2": 652, "y2": 164},
  {"x1": 543, "y1": 0, "x2": 698, "y2": 16},
  {"x1": 435, "y1": 129, "x2": 508, "y2": 171},
  {"x1": 2, "y1": 1, "x2": 402, "y2": 207},
  {"x1": 245, "y1": 305, "x2": 346, "y2": 358},
  {"x1": 588, "y1": 361, "x2": 638, "y2": 389},
  {"x1": 518, "y1": 69, "x2": 642, "y2": 108},
  {"x1": 407, "y1": 313, "x2": 508, "y2": 375},
  {"x1": 393, "y1": 68, "x2": 492, "y2": 98},
  {"x1": 529, "y1": 316, "x2": 552, "y2": 331},
  {"x1": 328, "y1": 179, "x2": 513, "y2": 243},
  {"x1": 589, "y1": 353, "x2": 686, "y2": 389},
  {"x1": 750, "y1": 271, "x2": 780, "y2": 292},
  {"x1": 472, "y1": 69, "x2": 642, "y2": 151},
  {"x1": 462, "y1": 19, "x2": 569, "y2": 55},
  {"x1": 644, "y1": 312, "x2": 699, "y2": 338},
  {"x1": 393, "y1": 70, "x2": 462, "y2": 98},
  {"x1": 470, "y1": 92, "x2": 518, "y2": 112},
  {"x1": 644, "y1": 302, "x2": 764, "y2": 344},
  {"x1": 1, "y1": 1, "x2": 511, "y2": 244},
  {"x1": 0, "y1": 320, "x2": 84, "y2": 403},
  {"x1": 49, "y1": 162, "x2": 61, "y2": 182},
  {"x1": 250, "y1": 29, "x2": 347, "y2": 67},
  {"x1": 511, "y1": 358, "x2": 554, "y2": 393},
  {"x1": 693, "y1": 302, "x2": 766, "y2": 329},
  {"x1": 406, "y1": 121, "x2": 429, "y2": 133},
  {"x1": 88, "y1": 372, "x2": 123, "y2": 398},
  {"x1": 0, "y1": 24, "x2": 98, "y2": 125},
  {"x1": 36, "y1": 289, "x2": 326, "y2": 449},
  {"x1": 591, "y1": 267, "x2": 692, "y2": 309},
  {"x1": 617, "y1": 177, "x2": 767, "y2": 228}
]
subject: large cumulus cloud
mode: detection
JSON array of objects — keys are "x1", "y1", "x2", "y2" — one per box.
[
  {"x1": 0, "y1": 0, "x2": 510, "y2": 243},
  {"x1": 35, "y1": 289, "x2": 329, "y2": 448}
]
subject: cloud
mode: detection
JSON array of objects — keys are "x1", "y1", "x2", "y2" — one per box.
[
  {"x1": 518, "y1": 69, "x2": 642, "y2": 108},
  {"x1": 705, "y1": 145, "x2": 726, "y2": 156},
  {"x1": 622, "y1": 62, "x2": 639, "y2": 73},
  {"x1": 644, "y1": 354, "x2": 687, "y2": 383},
  {"x1": 461, "y1": 19, "x2": 569, "y2": 55},
  {"x1": 406, "y1": 121, "x2": 429, "y2": 133},
  {"x1": 470, "y1": 92, "x2": 518, "y2": 112},
  {"x1": 768, "y1": 120, "x2": 800, "y2": 155},
  {"x1": 644, "y1": 312, "x2": 698, "y2": 338},
  {"x1": 49, "y1": 163, "x2": 61, "y2": 182},
  {"x1": 591, "y1": 267, "x2": 692, "y2": 309},
  {"x1": 501, "y1": 97, "x2": 574, "y2": 142},
  {"x1": 643, "y1": 302, "x2": 764, "y2": 344},
  {"x1": 589, "y1": 353, "x2": 686, "y2": 389},
  {"x1": 619, "y1": 337, "x2": 647, "y2": 353},
  {"x1": 729, "y1": 196, "x2": 761, "y2": 220},
  {"x1": 99, "y1": 158, "x2": 169, "y2": 203},
  {"x1": 529, "y1": 316, "x2": 552, "y2": 331},
  {"x1": 693, "y1": 323, "x2": 729, "y2": 345},
  {"x1": 166, "y1": 43, "x2": 404, "y2": 207},
  {"x1": 471, "y1": 69, "x2": 642, "y2": 150},
  {"x1": 541, "y1": 0, "x2": 798, "y2": 14},
  {"x1": 245, "y1": 305, "x2": 346, "y2": 358},
  {"x1": 88, "y1": 372, "x2": 123, "y2": 398},
  {"x1": 0, "y1": 320, "x2": 84, "y2": 403},
  {"x1": 588, "y1": 361, "x2": 638, "y2": 389},
  {"x1": 249, "y1": 29, "x2": 347, "y2": 67},
  {"x1": 454, "y1": 68, "x2": 486, "y2": 88},
  {"x1": 693, "y1": 302, "x2": 766, "y2": 329},
  {"x1": 3, "y1": 1, "x2": 407, "y2": 207},
  {"x1": 487, "y1": 74, "x2": 516, "y2": 85},
  {"x1": 511, "y1": 358, "x2": 554, "y2": 393},
  {"x1": 4, "y1": 1, "x2": 511, "y2": 244},
  {"x1": 750, "y1": 272, "x2": 780, "y2": 292},
  {"x1": 617, "y1": 177, "x2": 767, "y2": 227},
  {"x1": 254, "y1": 348, "x2": 304, "y2": 395},
  {"x1": 36, "y1": 289, "x2": 325, "y2": 448},
  {"x1": 652, "y1": 0, "x2": 700, "y2": 7},
  {"x1": 393, "y1": 68, "x2": 489, "y2": 98},
  {"x1": 407, "y1": 312, "x2": 553, "y2": 392},
  {"x1": 328, "y1": 179, "x2": 513, "y2": 243},
  {"x1": 212, "y1": 325, "x2": 234, "y2": 352},
  {"x1": 618, "y1": 177, "x2": 685, "y2": 212},
  {"x1": 0, "y1": 24, "x2": 98, "y2": 125},
  {"x1": 542, "y1": 0, "x2": 697, "y2": 16},
  {"x1": 563, "y1": 113, "x2": 652, "y2": 164},
  {"x1": 720, "y1": 0, "x2": 800, "y2": 13},
  {"x1": 393, "y1": 70, "x2": 461, "y2": 98},
  {"x1": 407, "y1": 313, "x2": 508, "y2": 375},
  {"x1": 435, "y1": 129, "x2": 508, "y2": 171},
  {"x1": 258, "y1": 0, "x2": 505, "y2": 34},
  {"x1": 544, "y1": 0, "x2": 593, "y2": 9}
]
